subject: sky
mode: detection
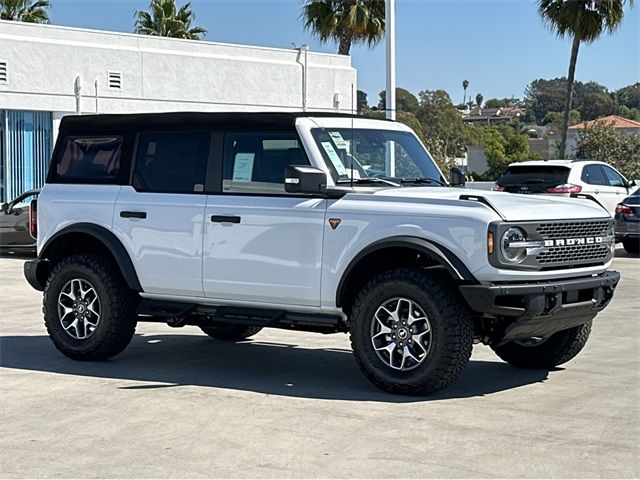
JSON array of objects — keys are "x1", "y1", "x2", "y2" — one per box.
[{"x1": 48, "y1": 0, "x2": 639, "y2": 106}]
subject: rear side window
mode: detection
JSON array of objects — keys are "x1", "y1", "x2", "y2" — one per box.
[
  {"x1": 497, "y1": 166, "x2": 569, "y2": 186},
  {"x1": 54, "y1": 136, "x2": 123, "y2": 180},
  {"x1": 133, "y1": 132, "x2": 210, "y2": 193},
  {"x1": 581, "y1": 165, "x2": 608, "y2": 186}
]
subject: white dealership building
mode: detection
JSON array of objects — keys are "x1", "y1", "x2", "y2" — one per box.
[{"x1": 0, "y1": 20, "x2": 356, "y2": 202}]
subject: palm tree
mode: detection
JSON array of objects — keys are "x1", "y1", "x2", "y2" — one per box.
[
  {"x1": 462, "y1": 79, "x2": 469, "y2": 105},
  {"x1": 476, "y1": 93, "x2": 483, "y2": 109},
  {"x1": 0, "y1": 0, "x2": 50, "y2": 23},
  {"x1": 134, "y1": 0, "x2": 207, "y2": 40},
  {"x1": 538, "y1": 0, "x2": 633, "y2": 157},
  {"x1": 302, "y1": 0, "x2": 385, "y2": 56}
]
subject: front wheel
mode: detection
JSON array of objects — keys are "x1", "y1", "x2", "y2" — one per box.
[
  {"x1": 349, "y1": 268, "x2": 474, "y2": 395},
  {"x1": 491, "y1": 323, "x2": 592, "y2": 369}
]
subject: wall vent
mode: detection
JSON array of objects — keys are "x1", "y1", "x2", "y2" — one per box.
[
  {"x1": 108, "y1": 71, "x2": 122, "y2": 89},
  {"x1": 0, "y1": 61, "x2": 7, "y2": 84}
]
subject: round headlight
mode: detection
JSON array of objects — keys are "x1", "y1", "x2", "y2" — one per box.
[{"x1": 501, "y1": 227, "x2": 528, "y2": 263}]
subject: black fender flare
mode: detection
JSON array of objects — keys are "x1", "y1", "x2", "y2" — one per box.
[
  {"x1": 335, "y1": 236, "x2": 477, "y2": 308},
  {"x1": 40, "y1": 223, "x2": 142, "y2": 292}
]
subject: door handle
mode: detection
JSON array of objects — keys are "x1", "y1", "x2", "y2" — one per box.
[
  {"x1": 594, "y1": 190, "x2": 600, "y2": 194},
  {"x1": 211, "y1": 215, "x2": 241, "y2": 224},
  {"x1": 120, "y1": 211, "x2": 147, "y2": 219}
]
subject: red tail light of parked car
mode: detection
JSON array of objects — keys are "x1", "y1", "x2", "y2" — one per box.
[
  {"x1": 615, "y1": 204, "x2": 635, "y2": 216},
  {"x1": 547, "y1": 184, "x2": 582, "y2": 194}
]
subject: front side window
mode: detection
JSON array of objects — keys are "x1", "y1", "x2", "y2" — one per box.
[
  {"x1": 581, "y1": 165, "x2": 608, "y2": 186},
  {"x1": 311, "y1": 128, "x2": 443, "y2": 184},
  {"x1": 54, "y1": 136, "x2": 122, "y2": 181},
  {"x1": 601, "y1": 165, "x2": 626, "y2": 187},
  {"x1": 133, "y1": 132, "x2": 210, "y2": 193},
  {"x1": 223, "y1": 132, "x2": 309, "y2": 194}
]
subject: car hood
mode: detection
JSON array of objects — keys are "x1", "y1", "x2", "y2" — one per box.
[{"x1": 371, "y1": 187, "x2": 612, "y2": 221}]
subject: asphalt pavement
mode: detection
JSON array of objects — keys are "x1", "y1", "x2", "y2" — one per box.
[{"x1": 1, "y1": 250, "x2": 638, "y2": 478}]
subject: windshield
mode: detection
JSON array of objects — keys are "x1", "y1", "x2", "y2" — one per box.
[{"x1": 311, "y1": 128, "x2": 443, "y2": 185}]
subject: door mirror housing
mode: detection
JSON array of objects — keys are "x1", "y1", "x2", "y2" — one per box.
[
  {"x1": 0, "y1": 202, "x2": 8, "y2": 214},
  {"x1": 628, "y1": 179, "x2": 637, "y2": 188},
  {"x1": 450, "y1": 167, "x2": 466, "y2": 187},
  {"x1": 284, "y1": 165, "x2": 328, "y2": 195}
]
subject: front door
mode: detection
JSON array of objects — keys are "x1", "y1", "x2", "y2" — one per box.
[
  {"x1": 112, "y1": 131, "x2": 211, "y2": 297},
  {"x1": 202, "y1": 131, "x2": 326, "y2": 306}
]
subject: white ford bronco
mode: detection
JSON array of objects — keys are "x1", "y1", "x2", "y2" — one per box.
[{"x1": 24, "y1": 112, "x2": 620, "y2": 395}]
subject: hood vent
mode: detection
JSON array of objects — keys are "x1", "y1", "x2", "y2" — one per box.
[{"x1": 108, "y1": 71, "x2": 122, "y2": 89}]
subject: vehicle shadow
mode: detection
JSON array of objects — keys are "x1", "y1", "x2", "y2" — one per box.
[
  {"x1": 0, "y1": 334, "x2": 553, "y2": 403},
  {"x1": 615, "y1": 248, "x2": 639, "y2": 259}
]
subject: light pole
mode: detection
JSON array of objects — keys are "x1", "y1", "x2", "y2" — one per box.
[
  {"x1": 385, "y1": 0, "x2": 396, "y2": 121},
  {"x1": 385, "y1": 0, "x2": 396, "y2": 176}
]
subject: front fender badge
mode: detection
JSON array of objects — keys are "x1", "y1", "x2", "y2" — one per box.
[{"x1": 328, "y1": 218, "x2": 341, "y2": 230}]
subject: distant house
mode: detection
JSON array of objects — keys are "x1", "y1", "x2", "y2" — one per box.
[
  {"x1": 462, "y1": 107, "x2": 526, "y2": 125},
  {"x1": 549, "y1": 115, "x2": 640, "y2": 156}
]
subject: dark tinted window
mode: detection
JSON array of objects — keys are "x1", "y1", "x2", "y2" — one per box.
[
  {"x1": 223, "y1": 132, "x2": 309, "y2": 194},
  {"x1": 55, "y1": 136, "x2": 122, "y2": 180},
  {"x1": 497, "y1": 165, "x2": 570, "y2": 186},
  {"x1": 133, "y1": 132, "x2": 210, "y2": 193},
  {"x1": 581, "y1": 165, "x2": 608, "y2": 185},
  {"x1": 601, "y1": 165, "x2": 626, "y2": 187}
]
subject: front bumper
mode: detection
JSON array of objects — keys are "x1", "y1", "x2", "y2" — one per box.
[{"x1": 460, "y1": 271, "x2": 620, "y2": 342}]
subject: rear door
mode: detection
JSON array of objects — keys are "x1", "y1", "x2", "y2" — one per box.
[
  {"x1": 112, "y1": 131, "x2": 213, "y2": 297},
  {"x1": 202, "y1": 130, "x2": 326, "y2": 306}
]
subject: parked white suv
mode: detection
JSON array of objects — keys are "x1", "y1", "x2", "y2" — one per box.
[
  {"x1": 24, "y1": 112, "x2": 620, "y2": 395},
  {"x1": 493, "y1": 159, "x2": 636, "y2": 214}
]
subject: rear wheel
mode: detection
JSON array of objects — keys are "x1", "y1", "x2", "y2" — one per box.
[
  {"x1": 491, "y1": 323, "x2": 591, "y2": 369},
  {"x1": 622, "y1": 238, "x2": 639, "y2": 255},
  {"x1": 43, "y1": 253, "x2": 137, "y2": 360},
  {"x1": 349, "y1": 268, "x2": 473, "y2": 395},
  {"x1": 200, "y1": 324, "x2": 262, "y2": 341}
]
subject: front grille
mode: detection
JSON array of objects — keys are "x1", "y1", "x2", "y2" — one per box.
[
  {"x1": 536, "y1": 243, "x2": 610, "y2": 265},
  {"x1": 533, "y1": 219, "x2": 613, "y2": 268},
  {"x1": 536, "y1": 220, "x2": 610, "y2": 239}
]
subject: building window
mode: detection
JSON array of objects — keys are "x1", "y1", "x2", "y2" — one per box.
[{"x1": 1, "y1": 111, "x2": 53, "y2": 202}]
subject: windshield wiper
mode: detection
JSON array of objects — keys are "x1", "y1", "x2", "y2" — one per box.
[
  {"x1": 337, "y1": 177, "x2": 401, "y2": 187},
  {"x1": 400, "y1": 177, "x2": 445, "y2": 186}
]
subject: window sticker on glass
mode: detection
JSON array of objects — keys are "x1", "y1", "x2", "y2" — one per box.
[
  {"x1": 232, "y1": 153, "x2": 255, "y2": 181},
  {"x1": 329, "y1": 131, "x2": 349, "y2": 150},
  {"x1": 321, "y1": 142, "x2": 347, "y2": 176}
]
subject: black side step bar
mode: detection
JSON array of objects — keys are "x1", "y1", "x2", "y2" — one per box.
[{"x1": 137, "y1": 299, "x2": 346, "y2": 334}]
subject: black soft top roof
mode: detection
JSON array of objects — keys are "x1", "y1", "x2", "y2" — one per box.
[{"x1": 58, "y1": 111, "x2": 379, "y2": 133}]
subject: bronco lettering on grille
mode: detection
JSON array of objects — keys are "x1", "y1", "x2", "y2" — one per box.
[{"x1": 543, "y1": 237, "x2": 605, "y2": 247}]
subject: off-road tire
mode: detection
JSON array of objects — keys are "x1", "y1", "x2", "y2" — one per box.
[
  {"x1": 491, "y1": 322, "x2": 592, "y2": 369},
  {"x1": 349, "y1": 268, "x2": 474, "y2": 395},
  {"x1": 43, "y1": 253, "x2": 137, "y2": 360},
  {"x1": 622, "y1": 238, "x2": 639, "y2": 255},
  {"x1": 200, "y1": 325, "x2": 263, "y2": 341}
]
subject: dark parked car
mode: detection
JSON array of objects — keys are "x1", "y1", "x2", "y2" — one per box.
[
  {"x1": 615, "y1": 187, "x2": 640, "y2": 255},
  {"x1": 0, "y1": 189, "x2": 39, "y2": 255}
]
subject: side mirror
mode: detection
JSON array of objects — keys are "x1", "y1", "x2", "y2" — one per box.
[
  {"x1": 0, "y1": 203, "x2": 8, "y2": 214},
  {"x1": 284, "y1": 165, "x2": 328, "y2": 195},
  {"x1": 450, "y1": 167, "x2": 466, "y2": 187},
  {"x1": 628, "y1": 179, "x2": 637, "y2": 188}
]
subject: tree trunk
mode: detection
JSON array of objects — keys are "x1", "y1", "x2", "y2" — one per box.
[
  {"x1": 560, "y1": 36, "x2": 581, "y2": 158},
  {"x1": 338, "y1": 31, "x2": 353, "y2": 56}
]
